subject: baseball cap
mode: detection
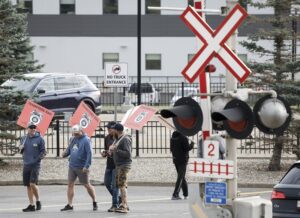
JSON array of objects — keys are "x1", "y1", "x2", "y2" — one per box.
[
  {"x1": 27, "y1": 122, "x2": 37, "y2": 129},
  {"x1": 111, "y1": 123, "x2": 124, "y2": 131},
  {"x1": 71, "y1": 124, "x2": 82, "y2": 133},
  {"x1": 105, "y1": 121, "x2": 116, "y2": 129}
]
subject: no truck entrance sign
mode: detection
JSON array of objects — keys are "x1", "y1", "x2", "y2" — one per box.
[
  {"x1": 105, "y1": 62, "x2": 128, "y2": 87},
  {"x1": 181, "y1": 4, "x2": 251, "y2": 83}
]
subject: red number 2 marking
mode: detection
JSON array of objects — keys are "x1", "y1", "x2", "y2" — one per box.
[{"x1": 208, "y1": 144, "x2": 215, "y2": 156}]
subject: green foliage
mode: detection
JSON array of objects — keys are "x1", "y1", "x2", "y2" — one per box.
[
  {"x1": 241, "y1": 0, "x2": 300, "y2": 170},
  {"x1": 0, "y1": 0, "x2": 42, "y2": 145}
]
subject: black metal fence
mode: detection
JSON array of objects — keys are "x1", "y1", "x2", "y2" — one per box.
[{"x1": 0, "y1": 120, "x2": 299, "y2": 157}]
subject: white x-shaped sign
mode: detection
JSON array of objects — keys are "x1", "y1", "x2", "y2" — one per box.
[{"x1": 181, "y1": 4, "x2": 251, "y2": 83}]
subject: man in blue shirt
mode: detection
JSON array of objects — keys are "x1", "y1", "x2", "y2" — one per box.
[
  {"x1": 61, "y1": 124, "x2": 98, "y2": 211},
  {"x1": 20, "y1": 123, "x2": 46, "y2": 212}
]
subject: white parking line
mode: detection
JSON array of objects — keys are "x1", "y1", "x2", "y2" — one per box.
[{"x1": 0, "y1": 197, "x2": 171, "y2": 212}]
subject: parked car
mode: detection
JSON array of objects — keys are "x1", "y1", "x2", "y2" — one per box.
[
  {"x1": 170, "y1": 87, "x2": 200, "y2": 106},
  {"x1": 128, "y1": 83, "x2": 160, "y2": 105},
  {"x1": 1, "y1": 73, "x2": 101, "y2": 116},
  {"x1": 272, "y1": 161, "x2": 300, "y2": 218}
]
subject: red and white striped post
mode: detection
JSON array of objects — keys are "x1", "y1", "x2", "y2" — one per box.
[{"x1": 194, "y1": 0, "x2": 212, "y2": 142}]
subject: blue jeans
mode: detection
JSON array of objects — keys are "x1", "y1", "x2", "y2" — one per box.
[{"x1": 104, "y1": 168, "x2": 119, "y2": 207}]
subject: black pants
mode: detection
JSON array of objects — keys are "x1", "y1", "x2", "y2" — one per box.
[{"x1": 173, "y1": 163, "x2": 188, "y2": 197}]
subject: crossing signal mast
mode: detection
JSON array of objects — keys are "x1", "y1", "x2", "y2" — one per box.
[{"x1": 152, "y1": 1, "x2": 292, "y2": 217}]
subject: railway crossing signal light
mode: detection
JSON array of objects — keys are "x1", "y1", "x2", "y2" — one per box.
[{"x1": 160, "y1": 97, "x2": 203, "y2": 136}]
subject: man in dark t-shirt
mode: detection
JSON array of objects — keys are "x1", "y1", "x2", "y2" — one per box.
[{"x1": 102, "y1": 121, "x2": 119, "y2": 212}]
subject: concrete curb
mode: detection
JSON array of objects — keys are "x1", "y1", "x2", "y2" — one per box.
[{"x1": 0, "y1": 180, "x2": 276, "y2": 188}]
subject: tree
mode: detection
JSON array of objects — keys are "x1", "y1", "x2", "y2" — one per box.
[
  {"x1": 241, "y1": 0, "x2": 300, "y2": 170},
  {"x1": 0, "y1": 0, "x2": 42, "y2": 164}
]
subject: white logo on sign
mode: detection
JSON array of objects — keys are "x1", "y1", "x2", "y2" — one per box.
[
  {"x1": 29, "y1": 110, "x2": 43, "y2": 125},
  {"x1": 134, "y1": 112, "x2": 148, "y2": 123},
  {"x1": 79, "y1": 112, "x2": 91, "y2": 129}
]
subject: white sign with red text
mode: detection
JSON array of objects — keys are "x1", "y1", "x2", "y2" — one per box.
[
  {"x1": 203, "y1": 140, "x2": 219, "y2": 160},
  {"x1": 105, "y1": 62, "x2": 128, "y2": 87}
]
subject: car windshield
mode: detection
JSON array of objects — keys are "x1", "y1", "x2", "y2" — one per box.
[
  {"x1": 175, "y1": 89, "x2": 196, "y2": 97},
  {"x1": 1, "y1": 77, "x2": 38, "y2": 92},
  {"x1": 280, "y1": 165, "x2": 300, "y2": 184}
]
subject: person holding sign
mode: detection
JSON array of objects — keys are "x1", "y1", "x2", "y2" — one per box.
[
  {"x1": 102, "y1": 121, "x2": 120, "y2": 212},
  {"x1": 61, "y1": 125, "x2": 98, "y2": 212},
  {"x1": 20, "y1": 123, "x2": 46, "y2": 212},
  {"x1": 170, "y1": 130, "x2": 194, "y2": 200},
  {"x1": 109, "y1": 123, "x2": 132, "y2": 213}
]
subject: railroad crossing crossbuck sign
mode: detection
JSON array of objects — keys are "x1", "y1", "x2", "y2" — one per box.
[{"x1": 181, "y1": 4, "x2": 251, "y2": 83}]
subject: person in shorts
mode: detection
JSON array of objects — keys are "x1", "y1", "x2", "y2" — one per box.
[
  {"x1": 20, "y1": 123, "x2": 46, "y2": 212},
  {"x1": 109, "y1": 123, "x2": 132, "y2": 213},
  {"x1": 61, "y1": 124, "x2": 98, "y2": 211}
]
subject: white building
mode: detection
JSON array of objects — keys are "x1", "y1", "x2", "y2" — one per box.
[{"x1": 12, "y1": 0, "x2": 296, "y2": 82}]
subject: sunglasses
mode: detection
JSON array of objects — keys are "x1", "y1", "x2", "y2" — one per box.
[{"x1": 28, "y1": 126, "x2": 36, "y2": 129}]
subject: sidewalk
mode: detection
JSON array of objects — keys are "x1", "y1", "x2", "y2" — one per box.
[{"x1": 0, "y1": 157, "x2": 296, "y2": 188}]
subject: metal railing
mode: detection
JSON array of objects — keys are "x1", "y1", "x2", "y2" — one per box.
[{"x1": 0, "y1": 120, "x2": 298, "y2": 157}]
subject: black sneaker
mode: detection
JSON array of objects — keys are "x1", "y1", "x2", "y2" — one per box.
[
  {"x1": 93, "y1": 202, "x2": 98, "y2": 211},
  {"x1": 23, "y1": 204, "x2": 35, "y2": 212},
  {"x1": 36, "y1": 201, "x2": 41, "y2": 211},
  {"x1": 61, "y1": 204, "x2": 73, "y2": 211},
  {"x1": 171, "y1": 196, "x2": 182, "y2": 200}
]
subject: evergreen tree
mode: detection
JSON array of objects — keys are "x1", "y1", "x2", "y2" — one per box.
[
  {"x1": 0, "y1": 0, "x2": 42, "y2": 163},
  {"x1": 241, "y1": 0, "x2": 300, "y2": 170}
]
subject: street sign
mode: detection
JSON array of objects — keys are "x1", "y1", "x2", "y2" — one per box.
[
  {"x1": 105, "y1": 62, "x2": 128, "y2": 87},
  {"x1": 203, "y1": 140, "x2": 219, "y2": 160},
  {"x1": 180, "y1": 4, "x2": 251, "y2": 83},
  {"x1": 205, "y1": 182, "x2": 227, "y2": 205},
  {"x1": 187, "y1": 158, "x2": 234, "y2": 179}
]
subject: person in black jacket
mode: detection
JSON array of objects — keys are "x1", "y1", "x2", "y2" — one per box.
[{"x1": 170, "y1": 130, "x2": 194, "y2": 200}]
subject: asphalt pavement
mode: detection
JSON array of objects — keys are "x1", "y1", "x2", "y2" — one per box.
[{"x1": 0, "y1": 185, "x2": 272, "y2": 218}]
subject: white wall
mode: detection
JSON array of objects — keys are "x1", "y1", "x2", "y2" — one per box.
[
  {"x1": 161, "y1": 0, "x2": 186, "y2": 15},
  {"x1": 76, "y1": 0, "x2": 102, "y2": 15},
  {"x1": 31, "y1": 37, "x2": 137, "y2": 77},
  {"x1": 33, "y1": 0, "x2": 59, "y2": 15},
  {"x1": 119, "y1": 0, "x2": 137, "y2": 15},
  {"x1": 31, "y1": 36, "x2": 275, "y2": 80}
]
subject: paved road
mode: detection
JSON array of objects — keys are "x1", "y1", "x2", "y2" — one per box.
[{"x1": 0, "y1": 185, "x2": 272, "y2": 218}]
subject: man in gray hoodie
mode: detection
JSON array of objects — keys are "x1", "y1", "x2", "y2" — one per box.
[
  {"x1": 20, "y1": 123, "x2": 46, "y2": 212},
  {"x1": 109, "y1": 123, "x2": 132, "y2": 213}
]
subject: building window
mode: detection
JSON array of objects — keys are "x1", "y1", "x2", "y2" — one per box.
[
  {"x1": 145, "y1": 0, "x2": 160, "y2": 15},
  {"x1": 146, "y1": 54, "x2": 161, "y2": 70},
  {"x1": 188, "y1": 53, "x2": 195, "y2": 62},
  {"x1": 60, "y1": 0, "x2": 75, "y2": 14},
  {"x1": 17, "y1": 0, "x2": 32, "y2": 13},
  {"x1": 103, "y1": 53, "x2": 119, "y2": 69},
  {"x1": 188, "y1": 0, "x2": 194, "y2": 6},
  {"x1": 103, "y1": 0, "x2": 118, "y2": 14},
  {"x1": 238, "y1": 54, "x2": 248, "y2": 62}
]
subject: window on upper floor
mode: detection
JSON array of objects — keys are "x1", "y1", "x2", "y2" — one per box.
[
  {"x1": 188, "y1": 0, "x2": 194, "y2": 6},
  {"x1": 103, "y1": 53, "x2": 119, "y2": 69},
  {"x1": 145, "y1": 0, "x2": 160, "y2": 15},
  {"x1": 238, "y1": 54, "x2": 248, "y2": 63},
  {"x1": 103, "y1": 0, "x2": 118, "y2": 14},
  {"x1": 188, "y1": 53, "x2": 195, "y2": 62},
  {"x1": 17, "y1": 0, "x2": 32, "y2": 14},
  {"x1": 60, "y1": 0, "x2": 75, "y2": 15},
  {"x1": 146, "y1": 54, "x2": 161, "y2": 70}
]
